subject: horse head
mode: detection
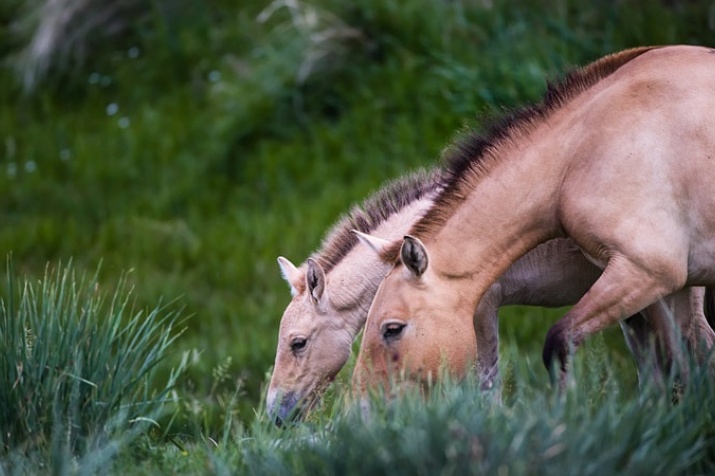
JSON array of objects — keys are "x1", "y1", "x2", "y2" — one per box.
[
  {"x1": 351, "y1": 233, "x2": 478, "y2": 399},
  {"x1": 266, "y1": 257, "x2": 353, "y2": 425}
]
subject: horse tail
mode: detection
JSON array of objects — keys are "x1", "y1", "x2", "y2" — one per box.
[{"x1": 705, "y1": 286, "x2": 715, "y2": 330}]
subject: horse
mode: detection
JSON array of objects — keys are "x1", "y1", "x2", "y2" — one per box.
[
  {"x1": 267, "y1": 169, "x2": 441, "y2": 426},
  {"x1": 351, "y1": 45, "x2": 715, "y2": 395},
  {"x1": 267, "y1": 179, "x2": 709, "y2": 426}
]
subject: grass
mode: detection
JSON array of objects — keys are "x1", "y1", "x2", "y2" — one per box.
[
  {"x1": 111, "y1": 349, "x2": 715, "y2": 475},
  {"x1": 1, "y1": 0, "x2": 715, "y2": 472},
  {"x1": 0, "y1": 260, "x2": 186, "y2": 473}
]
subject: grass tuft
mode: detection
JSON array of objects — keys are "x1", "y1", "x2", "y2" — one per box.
[{"x1": 0, "y1": 258, "x2": 186, "y2": 470}]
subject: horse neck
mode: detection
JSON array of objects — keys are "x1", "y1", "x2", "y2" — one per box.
[
  {"x1": 428, "y1": 141, "x2": 567, "y2": 309},
  {"x1": 328, "y1": 196, "x2": 435, "y2": 334}
]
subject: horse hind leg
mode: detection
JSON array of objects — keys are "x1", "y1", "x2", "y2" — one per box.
[{"x1": 542, "y1": 253, "x2": 684, "y2": 388}]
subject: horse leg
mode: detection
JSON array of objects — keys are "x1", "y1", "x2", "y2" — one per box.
[
  {"x1": 671, "y1": 287, "x2": 715, "y2": 379},
  {"x1": 639, "y1": 287, "x2": 715, "y2": 399},
  {"x1": 622, "y1": 290, "x2": 695, "y2": 389},
  {"x1": 680, "y1": 287, "x2": 715, "y2": 361},
  {"x1": 542, "y1": 253, "x2": 684, "y2": 386},
  {"x1": 619, "y1": 313, "x2": 667, "y2": 386},
  {"x1": 706, "y1": 287, "x2": 715, "y2": 329},
  {"x1": 473, "y1": 283, "x2": 502, "y2": 400},
  {"x1": 616, "y1": 287, "x2": 715, "y2": 401}
]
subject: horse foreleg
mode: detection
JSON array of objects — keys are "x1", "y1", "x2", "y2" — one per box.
[
  {"x1": 631, "y1": 287, "x2": 714, "y2": 398},
  {"x1": 542, "y1": 254, "x2": 683, "y2": 386},
  {"x1": 637, "y1": 287, "x2": 714, "y2": 375},
  {"x1": 620, "y1": 289, "x2": 700, "y2": 387},
  {"x1": 473, "y1": 284, "x2": 502, "y2": 399},
  {"x1": 680, "y1": 287, "x2": 715, "y2": 361}
]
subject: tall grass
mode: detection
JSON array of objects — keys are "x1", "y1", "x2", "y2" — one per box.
[
  {"x1": 0, "y1": 260, "x2": 186, "y2": 472},
  {"x1": 2, "y1": 0, "x2": 715, "y2": 436},
  {"x1": 117, "y1": 347, "x2": 715, "y2": 475}
]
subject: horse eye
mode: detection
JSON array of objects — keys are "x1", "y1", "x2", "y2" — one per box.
[
  {"x1": 290, "y1": 337, "x2": 308, "y2": 354},
  {"x1": 382, "y1": 322, "x2": 405, "y2": 343}
]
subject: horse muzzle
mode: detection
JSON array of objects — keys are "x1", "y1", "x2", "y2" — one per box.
[{"x1": 268, "y1": 391, "x2": 302, "y2": 427}]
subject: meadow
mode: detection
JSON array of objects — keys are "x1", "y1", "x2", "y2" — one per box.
[{"x1": 1, "y1": 0, "x2": 715, "y2": 473}]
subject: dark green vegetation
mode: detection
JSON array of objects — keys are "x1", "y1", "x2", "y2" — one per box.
[{"x1": 1, "y1": 0, "x2": 715, "y2": 473}]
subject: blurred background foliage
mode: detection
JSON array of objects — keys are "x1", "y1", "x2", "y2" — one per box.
[{"x1": 1, "y1": 0, "x2": 715, "y2": 436}]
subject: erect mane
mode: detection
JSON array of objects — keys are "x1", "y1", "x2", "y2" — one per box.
[
  {"x1": 308, "y1": 168, "x2": 441, "y2": 276},
  {"x1": 399, "y1": 46, "x2": 661, "y2": 250}
]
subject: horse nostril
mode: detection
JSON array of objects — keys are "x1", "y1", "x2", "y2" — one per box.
[
  {"x1": 274, "y1": 415, "x2": 285, "y2": 428},
  {"x1": 271, "y1": 392, "x2": 300, "y2": 427}
]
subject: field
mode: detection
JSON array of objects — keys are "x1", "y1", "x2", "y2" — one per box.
[{"x1": 1, "y1": 0, "x2": 715, "y2": 473}]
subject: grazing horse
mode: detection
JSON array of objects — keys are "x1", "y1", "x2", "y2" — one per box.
[
  {"x1": 267, "y1": 170, "x2": 441, "y2": 425},
  {"x1": 351, "y1": 45, "x2": 715, "y2": 394},
  {"x1": 267, "y1": 176, "x2": 709, "y2": 426}
]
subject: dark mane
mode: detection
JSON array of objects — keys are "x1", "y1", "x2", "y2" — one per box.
[
  {"x1": 309, "y1": 168, "x2": 441, "y2": 274},
  {"x1": 403, "y1": 46, "x2": 660, "y2": 247}
]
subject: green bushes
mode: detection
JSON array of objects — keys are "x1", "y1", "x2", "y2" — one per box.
[{"x1": 0, "y1": 261, "x2": 185, "y2": 471}]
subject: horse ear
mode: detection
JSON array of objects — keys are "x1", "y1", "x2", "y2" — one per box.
[
  {"x1": 306, "y1": 258, "x2": 326, "y2": 303},
  {"x1": 401, "y1": 235, "x2": 428, "y2": 277},
  {"x1": 352, "y1": 230, "x2": 392, "y2": 255},
  {"x1": 277, "y1": 256, "x2": 302, "y2": 296}
]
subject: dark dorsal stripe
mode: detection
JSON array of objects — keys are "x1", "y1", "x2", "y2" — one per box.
[{"x1": 309, "y1": 168, "x2": 442, "y2": 275}]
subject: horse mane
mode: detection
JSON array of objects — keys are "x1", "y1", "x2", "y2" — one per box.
[
  {"x1": 378, "y1": 46, "x2": 660, "y2": 263},
  {"x1": 308, "y1": 167, "x2": 441, "y2": 277}
]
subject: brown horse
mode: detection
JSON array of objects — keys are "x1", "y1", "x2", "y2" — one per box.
[
  {"x1": 352, "y1": 45, "x2": 715, "y2": 394},
  {"x1": 267, "y1": 177, "x2": 708, "y2": 424}
]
